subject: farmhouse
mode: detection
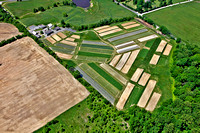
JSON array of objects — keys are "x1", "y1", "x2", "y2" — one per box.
[{"x1": 45, "y1": 30, "x2": 54, "y2": 36}]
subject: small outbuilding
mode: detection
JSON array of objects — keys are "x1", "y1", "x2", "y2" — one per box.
[
  {"x1": 54, "y1": 27, "x2": 61, "y2": 31},
  {"x1": 45, "y1": 30, "x2": 54, "y2": 36}
]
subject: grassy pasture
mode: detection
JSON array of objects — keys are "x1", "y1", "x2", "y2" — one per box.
[
  {"x1": 146, "y1": 2, "x2": 200, "y2": 46},
  {"x1": 5, "y1": 0, "x2": 134, "y2": 26},
  {"x1": 88, "y1": 63, "x2": 123, "y2": 91},
  {"x1": 125, "y1": 38, "x2": 173, "y2": 107}
]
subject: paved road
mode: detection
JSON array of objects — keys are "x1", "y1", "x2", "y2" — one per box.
[{"x1": 114, "y1": 0, "x2": 193, "y2": 16}]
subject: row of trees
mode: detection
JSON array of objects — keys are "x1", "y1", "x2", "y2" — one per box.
[
  {"x1": 60, "y1": 16, "x2": 135, "y2": 30},
  {"x1": 33, "y1": 1, "x2": 76, "y2": 13},
  {"x1": 119, "y1": 0, "x2": 173, "y2": 13}
]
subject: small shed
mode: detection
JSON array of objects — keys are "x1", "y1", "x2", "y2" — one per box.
[
  {"x1": 45, "y1": 30, "x2": 54, "y2": 36},
  {"x1": 54, "y1": 27, "x2": 61, "y2": 31}
]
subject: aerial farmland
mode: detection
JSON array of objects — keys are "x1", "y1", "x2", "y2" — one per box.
[{"x1": 0, "y1": 0, "x2": 198, "y2": 132}]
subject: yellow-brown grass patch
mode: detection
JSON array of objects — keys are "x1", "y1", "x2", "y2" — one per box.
[
  {"x1": 60, "y1": 40, "x2": 77, "y2": 46},
  {"x1": 149, "y1": 54, "x2": 160, "y2": 65},
  {"x1": 55, "y1": 52, "x2": 73, "y2": 59},
  {"x1": 57, "y1": 32, "x2": 67, "y2": 39},
  {"x1": 156, "y1": 40, "x2": 167, "y2": 52},
  {"x1": 109, "y1": 54, "x2": 122, "y2": 67},
  {"x1": 51, "y1": 34, "x2": 62, "y2": 41}
]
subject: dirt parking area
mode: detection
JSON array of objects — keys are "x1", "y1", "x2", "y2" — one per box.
[
  {"x1": 0, "y1": 37, "x2": 89, "y2": 132},
  {"x1": 0, "y1": 23, "x2": 22, "y2": 42}
]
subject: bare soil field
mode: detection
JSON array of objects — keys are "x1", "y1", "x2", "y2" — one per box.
[
  {"x1": 57, "y1": 32, "x2": 67, "y2": 39},
  {"x1": 163, "y1": 44, "x2": 172, "y2": 56},
  {"x1": 156, "y1": 40, "x2": 167, "y2": 53},
  {"x1": 145, "y1": 92, "x2": 161, "y2": 111},
  {"x1": 116, "y1": 83, "x2": 135, "y2": 110},
  {"x1": 0, "y1": 37, "x2": 89, "y2": 132},
  {"x1": 138, "y1": 34, "x2": 158, "y2": 42},
  {"x1": 99, "y1": 29, "x2": 122, "y2": 37},
  {"x1": 52, "y1": 34, "x2": 62, "y2": 41},
  {"x1": 150, "y1": 54, "x2": 160, "y2": 65},
  {"x1": 131, "y1": 68, "x2": 144, "y2": 82},
  {"x1": 46, "y1": 36, "x2": 56, "y2": 44},
  {"x1": 66, "y1": 37, "x2": 75, "y2": 42},
  {"x1": 121, "y1": 21, "x2": 136, "y2": 27},
  {"x1": 137, "y1": 80, "x2": 157, "y2": 108},
  {"x1": 60, "y1": 40, "x2": 77, "y2": 46},
  {"x1": 121, "y1": 50, "x2": 140, "y2": 74},
  {"x1": 109, "y1": 54, "x2": 122, "y2": 67},
  {"x1": 124, "y1": 24, "x2": 140, "y2": 29},
  {"x1": 94, "y1": 25, "x2": 110, "y2": 31},
  {"x1": 0, "y1": 23, "x2": 22, "y2": 42},
  {"x1": 138, "y1": 72, "x2": 151, "y2": 86},
  {"x1": 115, "y1": 52, "x2": 131, "y2": 70},
  {"x1": 55, "y1": 52, "x2": 73, "y2": 59},
  {"x1": 97, "y1": 26, "x2": 119, "y2": 33},
  {"x1": 71, "y1": 35, "x2": 80, "y2": 39}
]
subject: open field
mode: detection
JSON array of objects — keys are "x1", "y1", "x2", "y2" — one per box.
[
  {"x1": 52, "y1": 34, "x2": 62, "y2": 41},
  {"x1": 46, "y1": 36, "x2": 56, "y2": 44},
  {"x1": 109, "y1": 54, "x2": 122, "y2": 67},
  {"x1": 156, "y1": 40, "x2": 167, "y2": 53},
  {"x1": 131, "y1": 68, "x2": 144, "y2": 82},
  {"x1": 55, "y1": 52, "x2": 73, "y2": 59},
  {"x1": 0, "y1": 37, "x2": 89, "y2": 132},
  {"x1": 57, "y1": 32, "x2": 67, "y2": 39},
  {"x1": 116, "y1": 52, "x2": 131, "y2": 70},
  {"x1": 0, "y1": 23, "x2": 21, "y2": 41},
  {"x1": 5, "y1": 0, "x2": 134, "y2": 26},
  {"x1": 146, "y1": 2, "x2": 200, "y2": 46},
  {"x1": 138, "y1": 72, "x2": 151, "y2": 86}
]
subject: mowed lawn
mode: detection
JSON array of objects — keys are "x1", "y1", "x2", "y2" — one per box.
[
  {"x1": 146, "y1": 2, "x2": 200, "y2": 46},
  {"x1": 5, "y1": 0, "x2": 134, "y2": 26}
]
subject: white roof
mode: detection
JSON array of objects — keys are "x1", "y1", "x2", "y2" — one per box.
[{"x1": 48, "y1": 23, "x2": 53, "y2": 27}]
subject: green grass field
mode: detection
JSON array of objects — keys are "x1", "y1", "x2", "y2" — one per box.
[
  {"x1": 5, "y1": 0, "x2": 134, "y2": 26},
  {"x1": 125, "y1": 38, "x2": 173, "y2": 107},
  {"x1": 146, "y1": 2, "x2": 200, "y2": 46},
  {"x1": 88, "y1": 63, "x2": 123, "y2": 90}
]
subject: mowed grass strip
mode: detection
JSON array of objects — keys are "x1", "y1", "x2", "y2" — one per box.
[
  {"x1": 80, "y1": 47, "x2": 113, "y2": 54},
  {"x1": 80, "y1": 63, "x2": 119, "y2": 97},
  {"x1": 77, "y1": 56, "x2": 107, "y2": 63},
  {"x1": 78, "y1": 51, "x2": 111, "y2": 58},
  {"x1": 50, "y1": 46, "x2": 73, "y2": 54},
  {"x1": 124, "y1": 85, "x2": 145, "y2": 108},
  {"x1": 81, "y1": 44, "x2": 113, "y2": 50},
  {"x1": 145, "y1": 39, "x2": 156, "y2": 48},
  {"x1": 88, "y1": 63, "x2": 123, "y2": 91}
]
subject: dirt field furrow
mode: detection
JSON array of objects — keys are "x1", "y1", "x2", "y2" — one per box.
[
  {"x1": 163, "y1": 44, "x2": 172, "y2": 56},
  {"x1": 109, "y1": 54, "x2": 122, "y2": 67},
  {"x1": 138, "y1": 72, "x2": 151, "y2": 86},
  {"x1": 150, "y1": 54, "x2": 160, "y2": 65},
  {"x1": 131, "y1": 68, "x2": 144, "y2": 82}
]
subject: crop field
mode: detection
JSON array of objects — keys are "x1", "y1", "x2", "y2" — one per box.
[
  {"x1": 5, "y1": 0, "x2": 134, "y2": 26},
  {"x1": 76, "y1": 56, "x2": 108, "y2": 63},
  {"x1": 0, "y1": 37, "x2": 89, "y2": 132},
  {"x1": 79, "y1": 63, "x2": 120, "y2": 98},
  {"x1": 56, "y1": 43, "x2": 75, "y2": 50},
  {"x1": 146, "y1": 2, "x2": 200, "y2": 46},
  {"x1": 124, "y1": 38, "x2": 173, "y2": 107},
  {"x1": 81, "y1": 44, "x2": 113, "y2": 50},
  {"x1": 88, "y1": 63, "x2": 124, "y2": 90},
  {"x1": 77, "y1": 51, "x2": 111, "y2": 58},
  {"x1": 50, "y1": 46, "x2": 74, "y2": 54},
  {"x1": 111, "y1": 31, "x2": 153, "y2": 45},
  {"x1": 0, "y1": 23, "x2": 22, "y2": 41},
  {"x1": 80, "y1": 47, "x2": 113, "y2": 54}
]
